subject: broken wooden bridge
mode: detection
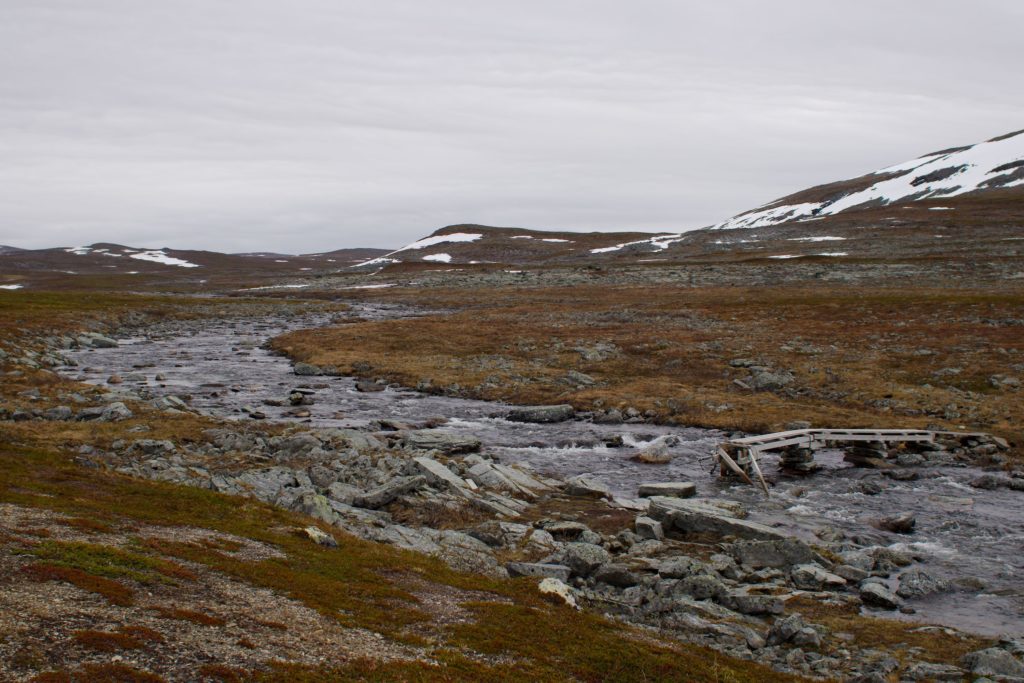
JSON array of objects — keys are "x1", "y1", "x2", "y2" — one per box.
[{"x1": 715, "y1": 427, "x2": 994, "y2": 495}]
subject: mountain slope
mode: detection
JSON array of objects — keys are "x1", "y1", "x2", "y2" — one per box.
[
  {"x1": 353, "y1": 224, "x2": 674, "y2": 269},
  {"x1": 715, "y1": 129, "x2": 1024, "y2": 231}
]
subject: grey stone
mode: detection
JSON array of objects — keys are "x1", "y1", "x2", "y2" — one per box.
[
  {"x1": 560, "y1": 542, "x2": 611, "y2": 577},
  {"x1": 43, "y1": 406, "x2": 73, "y2": 420},
  {"x1": 834, "y1": 564, "x2": 870, "y2": 583},
  {"x1": 896, "y1": 569, "x2": 949, "y2": 599},
  {"x1": 564, "y1": 474, "x2": 611, "y2": 499},
  {"x1": 657, "y1": 556, "x2": 705, "y2": 579},
  {"x1": 326, "y1": 482, "x2": 363, "y2": 505},
  {"x1": 353, "y1": 475, "x2": 427, "y2": 509},
  {"x1": 860, "y1": 582, "x2": 902, "y2": 609},
  {"x1": 506, "y1": 404, "x2": 575, "y2": 423},
  {"x1": 404, "y1": 430, "x2": 481, "y2": 454},
  {"x1": 293, "y1": 362, "x2": 322, "y2": 376},
  {"x1": 303, "y1": 526, "x2": 337, "y2": 547},
  {"x1": 647, "y1": 496, "x2": 788, "y2": 541},
  {"x1": 506, "y1": 562, "x2": 572, "y2": 582},
  {"x1": 100, "y1": 402, "x2": 133, "y2": 422},
  {"x1": 961, "y1": 648, "x2": 1024, "y2": 678},
  {"x1": 90, "y1": 335, "x2": 118, "y2": 348},
  {"x1": 634, "y1": 516, "x2": 664, "y2": 541},
  {"x1": 791, "y1": 564, "x2": 846, "y2": 590},
  {"x1": 637, "y1": 482, "x2": 696, "y2": 499},
  {"x1": 413, "y1": 456, "x2": 470, "y2": 492},
  {"x1": 767, "y1": 614, "x2": 807, "y2": 645},
  {"x1": 721, "y1": 592, "x2": 784, "y2": 615},
  {"x1": 878, "y1": 512, "x2": 916, "y2": 534},
  {"x1": 292, "y1": 493, "x2": 335, "y2": 523},
  {"x1": 674, "y1": 574, "x2": 727, "y2": 601},
  {"x1": 729, "y1": 538, "x2": 814, "y2": 568},
  {"x1": 593, "y1": 563, "x2": 639, "y2": 588},
  {"x1": 902, "y1": 662, "x2": 964, "y2": 681}
]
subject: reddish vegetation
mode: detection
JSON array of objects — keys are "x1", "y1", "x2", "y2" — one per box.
[{"x1": 23, "y1": 563, "x2": 134, "y2": 606}]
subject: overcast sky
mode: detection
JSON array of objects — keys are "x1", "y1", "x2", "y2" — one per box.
[{"x1": 1, "y1": 1, "x2": 1021, "y2": 253}]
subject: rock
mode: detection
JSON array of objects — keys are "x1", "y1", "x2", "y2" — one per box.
[
  {"x1": 834, "y1": 564, "x2": 870, "y2": 583},
  {"x1": 352, "y1": 475, "x2": 427, "y2": 509},
  {"x1": 466, "y1": 461, "x2": 519, "y2": 492},
  {"x1": 746, "y1": 368, "x2": 794, "y2": 391},
  {"x1": 107, "y1": 374, "x2": 123, "y2": 385},
  {"x1": 593, "y1": 563, "x2": 639, "y2": 588},
  {"x1": 43, "y1": 406, "x2": 73, "y2": 421},
  {"x1": 538, "y1": 578, "x2": 578, "y2": 609},
  {"x1": 303, "y1": 525, "x2": 337, "y2": 547},
  {"x1": 507, "y1": 404, "x2": 575, "y2": 423},
  {"x1": 506, "y1": 562, "x2": 572, "y2": 582},
  {"x1": 960, "y1": 648, "x2": 1024, "y2": 678},
  {"x1": 647, "y1": 496, "x2": 789, "y2": 541},
  {"x1": 355, "y1": 381, "x2": 386, "y2": 393},
  {"x1": 857, "y1": 479, "x2": 884, "y2": 495},
  {"x1": 791, "y1": 564, "x2": 846, "y2": 590},
  {"x1": 326, "y1": 482, "x2": 363, "y2": 505},
  {"x1": 90, "y1": 335, "x2": 118, "y2": 348},
  {"x1": 657, "y1": 556, "x2": 705, "y2": 579},
  {"x1": 564, "y1": 474, "x2": 611, "y2": 499},
  {"x1": 721, "y1": 592, "x2": 784, "y2": 615},
  {"x1": 560, "y1": 542, "x2": 611, "y2": 577},
  {"x1": 729, "y1": 538, "x2": 814, "y2": 569},
  {"x1": 902, "y1": 662, "x2": 964, "y2": 681},
  {"x1": 631, "y1": 443, "x2": 673, "y2": 464},
  {"x1": 860, "y1": 582, "x2": 902, "y2": 609},
  {"x1": 896, "y1": 569, "x2": 949, "y2": 599},
  {"x1": 540, "y1": 520, "x2": 595, "y2": 542},
  {"x1": 293, "y1": 362, "x2": 322, "y2": 376},
  {"x1": 674, "y1": 574, "x2": 727, "y2": 601},
  {"x1": 634, "y1": 516, "x2": 664, "y2": 541},
  {"x1": 292, "y1": 493, "x2": 335, "y2": 523},
  {"x1": 971, "y1": 474, "x2": 1009, "y2": 490},
  {"x1": 637, "y1": 482, "x2": 696, "y2": 499},
  {"x1": 100, "y1": 402, "x2": 133, "y2": 422},
  {"x1": 413, "y1": 457, "x2": 470, "y2": 492},
  {"x1": 767, "y1": 614, "x2": 807, "y2": 645},
  {"x1": 878, "y1": 512, "x2": 916, "y2": 534},
  {"x1": 403, "y1": 430, "x2": 481, "y2": 454}
]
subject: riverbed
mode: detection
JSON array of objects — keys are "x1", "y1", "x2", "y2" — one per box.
[{"x1": 59, "y1": 307, "x2": 1024, "y2": 637}]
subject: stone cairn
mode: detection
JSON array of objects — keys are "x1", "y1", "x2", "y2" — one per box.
[
  {"x1": 843, "y1": 440, "x2": 890, "y2": 468},
  {"x1": 780, "y1": 446, "x2": 819, "y2": 474}
]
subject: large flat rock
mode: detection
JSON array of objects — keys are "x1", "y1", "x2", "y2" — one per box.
[{"x1": 646, "y1": 496, "x2": 789, "y2": 542}]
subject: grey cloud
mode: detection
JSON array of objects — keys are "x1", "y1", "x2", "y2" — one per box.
[{"x1": 0, "y1": 0, "x2": 1021, "y2": 252}]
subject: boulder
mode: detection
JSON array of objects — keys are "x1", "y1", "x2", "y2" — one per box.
[
  {"x1": 647, "y1": 496, "x2": 788, "y2": 541},
  {"x1": 878, "y1": 512, "x2": 916, "y2": 534},
  {"x1": 593, "y1": 563, "x2": 639, "y2": 588},
  {"x1": 564, "y1": 474, "x2": 611, "y2": 499},
  {"x1": 507, "y1": 404, "x2": 575, "y2": 423},
  {"x1": 303, "y1": 526, "x2": 337, "y2": 547},
  {"x1": 560, "y1": 542, "x2": 611, "y2": 577},
  {"x1": 404, "y1": 430, "x2": 481, "y2": 454},
  {"x1": 721, "y1": 592, "x2": 784, "y2": 615},
  {"x1": 960, "y1": 648, "x2": 1024, "y2": 678},
  {"x1": 634, "y1": 516, "x2": 664, "y2": 541},
  {"x1": 413, "y1": 457, "x2": 470, "y2": 492},
  {"x1": 896, "y1": 569, "x2": 949, "y2": 599},
  {"x1": 506, "y1": 562, "x2": 572, "y2": 582},
  {"x1": 729, "y1": 538, "x2": 814, "y2": 568},
  {"x1": 637, "y1": 482, "x2": 696, "y2": 499},
  {"x1": 860, "y1": 582, "x2": 902, "y2": 609},
  {"x1": 538, "y1": 578, "x2": 578, "y2": 609},
  {"x1": 353, "y1": 475, "x2": 427, "y2": 509},
  {"x1": 791, "y1": 564, "x2": 846, "y2": 590},
  {"x1": 293, "y1": 362, "x2": 322, "y2": 376},
  {"x1": 100, "y1": 402, "x2": 133, "y2": 422}
]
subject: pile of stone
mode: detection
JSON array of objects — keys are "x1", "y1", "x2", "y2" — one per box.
[
  {"x1": 779, "y1": 446, "x2": 818, "y2": 474},
  {"x1": 843, "y1": 440, "x2": 891, "y2": 468}
]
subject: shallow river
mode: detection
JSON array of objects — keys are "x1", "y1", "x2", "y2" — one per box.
[{"x1": 60, "y1": 307, "x2": 1024, "y2": 637}]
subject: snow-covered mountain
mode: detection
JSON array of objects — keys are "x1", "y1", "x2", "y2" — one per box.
[{"x1": 714, "y1": 129, "x2": 1024, "y2": 231}]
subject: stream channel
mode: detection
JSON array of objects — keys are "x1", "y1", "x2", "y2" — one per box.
[{"x1": 59, "y1": 305, "x2": 1024, "y2": 637}]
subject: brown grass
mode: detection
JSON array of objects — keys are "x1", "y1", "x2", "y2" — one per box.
[
  {"x1": 23, "y1": 563, "x2": 135, "y2": 606},
  {"x1": 272, "y1": 284, "x2": 1024, "y2": 450}
]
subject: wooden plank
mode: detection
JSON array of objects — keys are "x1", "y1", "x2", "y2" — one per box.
[{"x1": 715, "y1": 447, "x2": 756, "y2": 487}]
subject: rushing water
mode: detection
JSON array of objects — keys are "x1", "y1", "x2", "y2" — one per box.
[{"x1": 59, "y1": 307, "x2": 1024, "y2": 637}]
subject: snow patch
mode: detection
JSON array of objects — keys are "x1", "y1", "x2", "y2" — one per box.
[
  {"x1": 713, "y1": 131, "x2": 1024, "y2": 230},
  {"x1": 129, "y1": 250, "x2": 200, "y2": 268},
  {"x1": 0, "y1": 284, "x2": 24, "y2": 290},
  {"x1": 787, "y1": 236, "x2": 846, "y2": 242},
  {"x1": 240, "y1": 284, "x2": 311, "y2": 291},
  {"x1": 422, "y1": 253, "x2": 452, "y2": 263},
  {"x1": 65, "y1": 247, "x2": 91, "y2": 255}
]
